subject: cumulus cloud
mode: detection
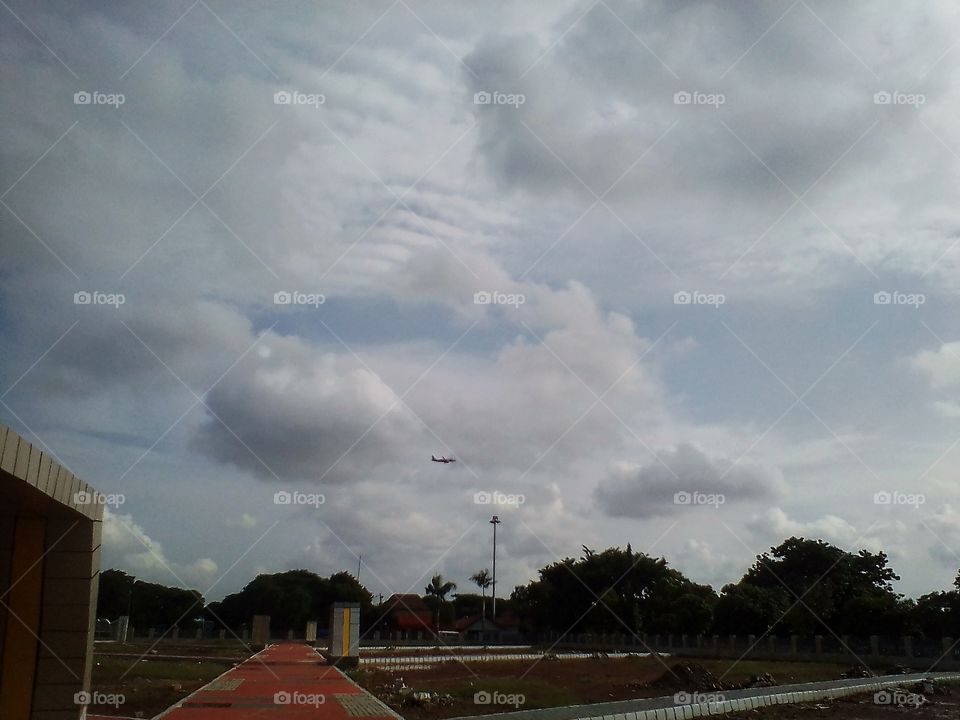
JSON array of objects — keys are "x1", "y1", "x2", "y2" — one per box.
[
  {"x1": 194, "y1": 332, "x2": 422, "y2": 483},
  {"x1": 910, "y1": 342, "x2": 960, "y2": 389},
  {"x1": 744, "y1": 507, "x2": 910, "y2": 557},
  {"x1": 594, "y1": 444, "x2": 783, "y2": 518},
  {"x1": 6, "y1": 1, "x2": 960, "y2": 600},
  {"x1": 103, "y1": 508, "x2": 219, "y2": 589}
]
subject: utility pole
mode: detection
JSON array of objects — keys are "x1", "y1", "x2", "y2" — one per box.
[
  {"x1": 357, "y1": 554, "x2": 362, "y2": 582},
  {"x1": 489, "y1": 515, "x2": 501, "y2": 619}
]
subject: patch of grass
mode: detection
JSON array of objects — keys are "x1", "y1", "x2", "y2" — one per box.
[
  {"x1": 98, "y1": 640, "x2": 250, "y2": 658},
  {"x1": 93, "y1": 656, "x2": 230, "y2": 682}
]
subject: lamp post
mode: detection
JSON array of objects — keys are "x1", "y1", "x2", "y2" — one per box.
[
  {"x1": 126, "y1": 575, "x2": 135, "y2": 642},
  {"x1": 489, "y1": 515, "x2": 501, "y2": 620}
]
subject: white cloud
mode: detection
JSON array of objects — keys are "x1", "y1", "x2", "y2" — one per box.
[
  {"x1": 103, "y1": 508, "x2": 219, "y2": 589},
  {"x1": 225, "y1": 513, "x2": 259, "y2": 529}
]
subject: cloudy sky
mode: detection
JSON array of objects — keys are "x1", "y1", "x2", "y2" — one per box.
[{"x1": 4, "y1": 1, "x2": 960, "y2": 604}]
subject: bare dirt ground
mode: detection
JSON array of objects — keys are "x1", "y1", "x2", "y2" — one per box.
[{"x1": 352, "y1": 656, "x2": 859, "y2": 720}]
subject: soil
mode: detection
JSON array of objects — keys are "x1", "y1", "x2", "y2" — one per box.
[{"x1": 353, "y1": 657, "x2": 857, "y2": 720}]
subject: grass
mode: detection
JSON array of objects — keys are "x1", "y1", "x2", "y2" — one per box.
[
  {"x1": 92, "y1": 655, "x2": 231, "y2": 682},
  {"x1": 97, "y1": 639, "x2": 251, "y2": 658}
]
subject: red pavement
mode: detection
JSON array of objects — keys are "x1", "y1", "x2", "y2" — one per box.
[{"x1": 155, "y1": 642, "x2": 400, "y2": 720}]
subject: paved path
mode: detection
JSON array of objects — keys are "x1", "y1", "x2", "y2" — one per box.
[{"x1": 155, "y1": 642, "x2": 400, "y2": 720}]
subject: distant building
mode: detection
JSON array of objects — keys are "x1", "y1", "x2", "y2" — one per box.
[
  {"x1": 373, "y1": 594, "x2": 435, "y2": 637},
  {"x1": 454, "y1": 611, "x2": 525, "y2": 642}
]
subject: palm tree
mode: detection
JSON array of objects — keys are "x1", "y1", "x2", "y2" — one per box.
[
  {"x1": 424, "y1": 574, "x2": 457, "y2": 631},
  {"x1": 470, "y1": 569, "x2": 492, "y2": 621}
]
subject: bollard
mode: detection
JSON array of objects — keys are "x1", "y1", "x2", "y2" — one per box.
[
  {"x1": 252, "y1": 615, "x2": 270, "y2": 647},
  {"x1": 790, "y1": 635, "x2": 798, "y2": 655},
  {"x1": 768, "y1": 635, "x2": 776, "y2": 653},
  {"x1": 219, "y1": 629, "x2": 226, "y2": 640},
  {"x1": 814, "y1": 635, "x2": 822, "y2": 654},
  {"x1": 870, "y1": 635, "x2": 879, "y2": 657},
  {"x1": 328, "y1": 603, "x2": 361, "y2": 669},
  {"x1": 903, "y1": 636, "x2": 913, "y2": 658}
]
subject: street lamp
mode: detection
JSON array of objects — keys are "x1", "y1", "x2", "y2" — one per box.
[
  {"x1": 126, "y1": 575, "x2": 136, "y2": 642},
  {"x1": 489, "y1": 515, "x2": 501, "y2": 620}
]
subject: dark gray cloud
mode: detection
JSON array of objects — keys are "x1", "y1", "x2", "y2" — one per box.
[{"x1": 594, "y1": 443, "x2": 782, "y2": 518}]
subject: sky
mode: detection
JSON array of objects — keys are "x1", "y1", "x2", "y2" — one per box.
[{"x1": 4, "y1": 0, "x2": 960, "y2": 604}]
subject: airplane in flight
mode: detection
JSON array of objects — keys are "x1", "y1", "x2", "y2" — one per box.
[{"x1": 431, "y1": 455, "x2": 456, "y2": 463}]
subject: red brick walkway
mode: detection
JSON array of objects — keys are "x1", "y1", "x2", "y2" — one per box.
[{"x1": 155, "y1": 642, "x2": 399, "y2": 719}]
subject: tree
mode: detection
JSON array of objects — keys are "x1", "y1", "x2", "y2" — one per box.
[
  {"x1": 712, "y1": 583, "x2": 790, "y2": 635},
  {"x1": 425, "y1": 574, "x2": 457, "y2": 630},
  {"x1": 736, "y1": 537, "x2": 902, "y2": 635},
  {"x1": 210, "y1": 569, "x2": 374, "y2": 634},
  {"x1": 97, "y1": 569, "x2": 136, "y2": 620},
  {"x1": 511, "y1": 545, "x2": 717, "y2": 635},
  {"x1": 470, "y1": 569, "x2": 492, "y2": 620}
]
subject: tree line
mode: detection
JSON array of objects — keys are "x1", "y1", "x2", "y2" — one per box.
[{"x1": 96, "y1": 536, "x2": 960, "y2": 639}]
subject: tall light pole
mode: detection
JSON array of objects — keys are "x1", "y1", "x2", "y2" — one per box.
[{"x1": 489, "y1": 515, "x2": 501, "y2": 620}]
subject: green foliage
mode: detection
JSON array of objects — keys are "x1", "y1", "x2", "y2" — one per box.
[
  {"x1": 511, "y1": 545, "x2": 714, "y2": 634},
  {"x1": 127, "y1": 579, "x2": 204, "y2": 631},
  {"x1": 727, "y1": 536, "x2": 906, "y2": 636},
  {"x1": 96, "y1": 569, "x2": 136, "y2": 620},
  {"x1": 207, "y1": 569, "x2": 373, "y2": 633}
]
